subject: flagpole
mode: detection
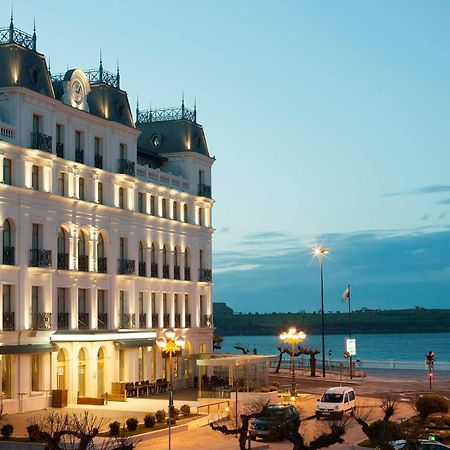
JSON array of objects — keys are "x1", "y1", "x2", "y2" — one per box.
[{"x1": 348, "y1": 284, "x2": 352, "y2": 379}]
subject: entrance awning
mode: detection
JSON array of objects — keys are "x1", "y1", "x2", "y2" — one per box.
[
  {"x1": 0, "y1": 343, "x2": 58, "y2": 354},
  {"x1": 115, "y1": 338, "x2": 156, "y2": 349}
]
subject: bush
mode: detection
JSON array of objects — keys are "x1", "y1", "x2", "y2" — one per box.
[
  {"x1": 26, "y1": 424, "x2": 41, "y2": 441},
  {"x1": 416, "y1": 395, "x2": 450, "y2": 418},
  {"x1": 1, "y1": 424, "x2": 13, "y2": 440},
  {"x1": 260, "y1": 387, "x2": 270, "y2": 393},
  {"x1": 173, "y1": 407, "x2": 180, "y2": 419},
  {"x1": 144, "y1": 414, "x2": 156, "y2": 428},
  {"x1": 269, "y1": 386, "x2": 278, "y2": 392},
  {"x1": 109, "y1": 421, "x2": 121, "y2": 436},
  {"x1": 125, "y1": 417, "x2": 138, "y2": 431},
  {"x1": 155, "y1": 410, "x2": 166, "y2": 423},
  {"x1": 180, "y1": 404, "x2": 191, "y2": 416},
  {"x1": 271, "y1": 382, "x2": 280, "y2": 388},
  {"x1": 367, "y1": 420, "x2": 402, "y2": 447}
]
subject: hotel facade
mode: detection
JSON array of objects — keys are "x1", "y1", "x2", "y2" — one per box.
[{"x1": 0, "y1": 19, "x2": 214, "y2": 413}]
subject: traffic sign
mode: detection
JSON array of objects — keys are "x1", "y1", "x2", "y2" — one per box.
[
  {"x1": 344, "y1": 351, "x2": 350, "y2": 358},
  {"x1": 346, "y1": 338, "x2": 356, "y2": 356}
]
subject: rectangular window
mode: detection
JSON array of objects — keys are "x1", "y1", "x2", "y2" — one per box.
[
  {"x1": 75, "y1": 130, "x2": 82, "y2": 149},
  {"x1": 199, "y1": 170, "x2": 204, "y2": 185},
  {"x1": 118, "y1": 187, "x2": 124, "y2": 209},
  {"x1": 200, "y1": 295, "x2": 205, "y2": 315},
  {"x1": 3, "y1": 285, "x2": 11, "y2": 313},
  {"x1": 31, "y1": 165, "x2": 39, "y2": 190},
  {"x1": 119, "y1": 237, "x2": 126, "y2": 259},
  {"x1": 138, "y1": 192, "x2": 144, "y2": 213},
  {"x1": 119, "y1": 290, "x2": 127, "y2": 315},
  {"x1": 78, "y1": 289, "x2": 87, "y2": 313},
  {"x1": 57, "y1": 288, "x2": 67, "y2": 313},
  {"x1": 151, "y1": 293, "x2": 156, "y2": 313},
  {"x1": 98, "y1": 290, "x2": 105, "y2": 313},
  {"x1": 94, "y1": 137, "x2": 103, "y2": 168},
  {"x1": 58, "y1": 172, "x2": 65, "y2": 196},
  {"x1": 183, "y1": 203, "x2": 188, "y2": 223},
  {"x1": 3, "y1": 158, "x2": 11, "y2": 185},
  {"x1": 161, "y1": 199, "x2": 167, "y2": 218},
  {"x1": 31, "y1": 286, "x2": 40, "y2": 327},
  {"x1": 32, "y1": 224, "x2": 42, "y2": 249},
  {"x1": 78, "y1": 177, "x2": 85, "y2": 200},
  {"x1": 173, "y1": 201, "x2": 178, "y2": 220},
  {"x1": 56, "y1": 124, "x2": 64, "y2": 157},
  {"x1": 139, "y1": 292, "x2": 144, "y2": 315},
  {"x1": 97, "y1": 181, "x2": 103, "y2": 204},
  {"x1": 150, "y1": 195, "x2": 155, "y2": 215},
  {"x1": 32, "y1": 114, "x2": 41, "y2": 133},
  {"x1": 31, "y1": 354, "x2": 41, "y2": 391},
  {"x1": 119, "y1": 143, "x2": 127, "y2": 160}
]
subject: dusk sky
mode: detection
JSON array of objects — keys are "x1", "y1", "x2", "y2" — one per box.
[{"x1": 9, "y1": 0, "x2": 450, "y2": 312}]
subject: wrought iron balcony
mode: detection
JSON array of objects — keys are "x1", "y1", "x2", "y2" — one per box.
[
  {"x1": 94, "y1": 154, "x2": 103, "y2": 169},
  {"x1": 139, "y1": 313, "x2": 147, "y2": 329},
  {"x1": 118, "y1": 159, "x2": 135, "y2": 176},
  {"x1": 29, "y1": 249, "x2": 52, "y2": 268},
  {"x1": 78, "y1": 255, "x2": 89, "y2": 272},
  {"x1": 97, "y1": 257, "x2": 107, "y2": 273},
  {"x1": 184, "y1": 267, "x2": 191, "y2": 281},
  {"x1": 199, "y1": 268, "x2": 212, "y2": 282},
  {"x1": 118, "y1": 259, "x2": 135, "y2": 275},
  {"x1": 198, "y1": 183, "x2": 212, "y2": 198},
  {"x1": 120, "y1": 313, "x2": 136, "y2": 329},
  {"x1": 0, "y1": 26, "x2": 35, "y2": 51},
  {"x1": 184, "y1": 314, "x2": 191, "y2": 328},
  {"x1": 57, "y1": 312, "x2": 69, "y2": 330},
  {"x1": 3, "y1": 246, "x2": 14, "y2": 265},
  {"x1": 163, "y1": 313, "x2": 170, "y2": 328},
  {"x1": 175, "y1": 313, "x2": 181, "y2": 328},
  {"x1": 75, "y1": 148, "x2": 84, "y2": 164},
  {"x1": 98, "y1": 313, "x2": 108, "y2": 329},
  {"x1": 31, "y1": 132, "x2": 52, "y2": 153},
  {"x1": 151, "y1": 263, "x2": 158, "y2": 277},
  {"x1": 151, "y1": 313, "x2": 159, "y2": 328},
  {"x1": 78, "y1": 312, "x2": 89, "y2": 329},
  {"x1": 174, "y1": 266, "x2": 180, "y2": 280},
  {"x1": 200, "y1": 314, "x2": 213, "y2": 328},
  {"x1": 138, "y1": 262, "x2": 146, "y2": 277},
  {"x1": 2, "y1": 312, "x2": 14, "y2": 331},
  {"x1": 56, "y1": 142, "x2": 64, "y2": 158},
  {"x1": 137, "y1": 106, "x2": 196, "y2": 124},
  {"x1": 31, "y1": 312, "x2": 52, "y2": 331},
  {"x1": 57, "y1": 252, "x2": 69, "y2": 270},
  {"x1": 163, "y1": 264, "x2": 170, "y2": 279}
]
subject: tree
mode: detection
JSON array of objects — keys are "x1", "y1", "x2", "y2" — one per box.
[
  {"x1": 27, "y1": 411, "x2": 140, "y2": 450},
  {"x1": 210, "y1": 404, "x2": 348, "y2": 450},
  {"x1": 234, "y1": 344, "x2": 249, "y2": 354},
  {"x1": 298, "y1": 347, "x2": 320, "y2": 377},
  {"x1": 213, "y1": 331, "x2": 223, "y2": 351}
]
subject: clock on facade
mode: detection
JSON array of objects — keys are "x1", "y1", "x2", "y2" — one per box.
[{"x1": 72, "y1": 80, "x2": 84, "y2": 105}]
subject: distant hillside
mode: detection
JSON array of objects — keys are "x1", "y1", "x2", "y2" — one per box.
[{"x1": 213, "y1": 304, "x2": 450, "y2": 336}]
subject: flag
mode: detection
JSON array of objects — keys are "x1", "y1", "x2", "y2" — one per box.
[{"x1": 342, "y1": 286, "x2": 350, "y2": 301}]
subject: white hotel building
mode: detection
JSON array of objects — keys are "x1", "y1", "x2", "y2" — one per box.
[{"x1": 0, "y1": 20, "x2": 214, "y2": 413}]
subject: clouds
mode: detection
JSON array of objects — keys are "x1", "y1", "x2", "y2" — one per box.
[
  {"x1": 384, "y1": 185, "x2": 450, "y2": 197},
  {"x1": 213, "y1": 227, "x2": 450, "y2": 313}
]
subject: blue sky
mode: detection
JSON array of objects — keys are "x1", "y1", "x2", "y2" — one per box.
[{"x1": 8, "y1": 1, "x2": 450, "y2": 312}]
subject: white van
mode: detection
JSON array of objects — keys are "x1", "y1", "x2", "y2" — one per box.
[{"x1": 315, "y1": 386, "x2": 356, "y2": 419}]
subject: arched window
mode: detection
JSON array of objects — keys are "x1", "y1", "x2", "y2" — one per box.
[
  {"x1": 138, "y1": 241, "x2": 146, "y2": 277},
  {"x1": 151, "y1": 243, "x2": 156, "y2": 265},
  {"x1": 183, "y1": 203, "x2": 188, "y2": 223},
  {"x1": 97, "y1": 232, "x2": 106, "y2": 273},
  {"x1": 162, "y1": 244, "x2": 169, "y2": 278},
  {"x1": 184, "y1": 248, "x2": 191, "y2": 281},
  {"x1": 174, "y1": 247, "x2": 180, "y2": 279},
  {"x1": 57, "y1": 227, "x2": 68, "y2": 270},
  {"x1": 139, "y1": 241, "x2": 145, "y2": 263},
  {"x1": 78, "y1": 231, "x2": 88, "y2": 272},
  {"x1": 2, "y1": 219, "x2": 14, "y2": 265},
  {"x1": 173, "y1": 201, "x2": 178, "y2": 220},
  {"x1": 78, "y1": 348, "x2": 87, "y2": 397},
  {"x1": 150, "y1": 243, "x2": 157, "y2": 277},
  {"x1": 161, "y1": 198, "x2": 167, "y2": 218}
]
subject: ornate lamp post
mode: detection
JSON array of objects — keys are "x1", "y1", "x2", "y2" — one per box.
[
  {"x1": 313, "y1": 246, "x2": 329, "y2": 378},
  {"x1": 279, "y1": 327, "x2": 306, "y2": 398},
  {"x1": 156, "y1": 329, "x2": 185, "y2": 450}
]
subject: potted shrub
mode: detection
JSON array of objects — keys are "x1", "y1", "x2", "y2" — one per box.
[
  {"x1": 26, "y1": 423, "x2": 41, "y2": 441},
  {"x1": 155, "y1": 410, "x2": 166, "y2": 423},
  {"x1": 109, "y1": 421, "x2": 121, "y2": 436},
  {"x1": 126, "y1": 417, "x2": 139, "y2": 431},
  {"x1": 144, "y1": 414, "x2": 156, "y2": 428},
  {"x1": 180, "y1": 404, "x2": 191, "y2": 417},
  {"x1": 1, "y1": 424, "x2": 13, "y2": 440}
]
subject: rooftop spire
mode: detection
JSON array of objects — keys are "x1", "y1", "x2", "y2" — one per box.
[
  {"x1": 194, "y1": 97, "x2": 197, "y2": 122},
  {"x1": 99, "y1": 50, "x2": 103, "y2": 82},
  {"x1": 116, "y1": 59, "x2": 120, "y2": 89},
  {"x1": 9, "y1": 5, "x2": 14, "y2": 43},
  {"x1": 47, "y1": 56, "x2": 51, "y2": 75},
  {"x1": 136, "y1": 95, "x2": 139, "y2": 119},
  {"x1": 32, "y1": 17, "x2": 37, "y2": 51},
  {"x1": 181, "y1": 91, "x2": 185, "y2": 118}
]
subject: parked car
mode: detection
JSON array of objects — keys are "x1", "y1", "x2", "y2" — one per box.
[
  {"x1": 387, "y1": 440, "x2": 450, "y2": 450},
  {"x1": 249, "y1": 404, "x2": 299, "y2": 441},
  {"x1": 315, "y1": 386, "x2": 356, "y2": 419}
]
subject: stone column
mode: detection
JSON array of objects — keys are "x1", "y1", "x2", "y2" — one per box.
[
  {"x1": 0, "y1": 154, "x2": 4, "y2": 183},
  {"x1": 168, "y1": 292, "x2": 175, "y2": 328},
  {"x1": 180, "y1": 292, "x2": 186, "y2": 328},
  {"x1": 156, "y1": 292, "x2": 164, "y2": 328},
  {"x1": 70, "y1": 283, "x2": 78, "y2": 330},
  {"x1": 168, "y1": 247, "x2": 174, "y2": 279},
  {"x1": 157, "y1": 246, "x2": 163, "y2": 278},
  {"x1": 179, "y1": 247, "x2": 185, "y2": 281},
  {"x1": 90, "y1": 285, "x2": 98, "y2": 329}
]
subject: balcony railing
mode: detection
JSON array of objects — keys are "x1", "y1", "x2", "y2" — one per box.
[
  {"x1": 198, "y1": 183, "x2": 212, "y2": 198},
  {"x1": 31, "y1": 132, "x2": 52, "y2": 153},
  {"x1": 118, "y1": 159, "x2": 135, "y2": 176},
  {"x1": 175, "y1": 313, "x2": 181, "y2": 328},
  {"x1": 200, "y1": 314, "x2": 213, "y2": 328},
  {"x1": 57, "y1": 312, "x2": 69, "y2": 330},
  {"x1": 138, "y1": 262, "x2": 146, "y2": 277},
  {"x1": 75, "y1": 148, "x2": 84, "y2": 164},
  {"x1": 120, "y1": 313, "x2": 136, "y2": 329},
  {"x1": 139, "y1": 313, "x2": 147, "y2": 329},
  {"x1": 56, "y1": 142, "x2": 64, "y2": 158},
  {"x1": 151, "y1": 263, "x2": 158, "y2": 277},
  {"x1": 29, "y1": 249, "x2": 52, "y2": 268},
  {"x1": 97, "y1": 257, "x2": 107, "y2": 273},
  {"x1": 57, "y1": 252, "x2": 69, "y2": 270},
  {"x1": 78, "y1": 255, "x2": 89, "y2": 272},
  {"x1": 3, "y1": 312, "x2": 14, "y2": 331},
  {"x1": 98, "y1": 313, "x2": 108, "y2": 330},
  {"x1": 184, "y1": 314, "x2": 191, "y2": 328},
  {"x1": 152, "y1": 313, "x2": 159, "y2": 328},
  {"x1": 3, "y1": 246, "x2": 14, "y2": 265},
  {"x1": 31, "y1": 312, "x2": 52, "y2": 330},
  {"x1": 163, "y1": 313, "x2": 170, "y2": 328},
  {"x1": 163, "y1": 264, "x2": 170, "y2": 279},
  {"x1": 94, "y1": 154, "x2": 103, "y2": 169},
  {"x1": 199, "y1": 268, "x2": 212, "y2": 282},
  {"x1": 174, "y1": 266, "x2": 180, "y2": 280},
  {"x1": 118, "y1": 259, "x2": 135, "y2": 275},
  {"x1": 184, "y1": 267, "x2": 191, "y2": 281},
  {"x1": 78, "y1": 312, "x2": 89, "y2": 329}
]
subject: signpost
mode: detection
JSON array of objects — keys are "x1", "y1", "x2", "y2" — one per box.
[{"x1": 346, "y1": 338, "x2": 356, "y2": 379}]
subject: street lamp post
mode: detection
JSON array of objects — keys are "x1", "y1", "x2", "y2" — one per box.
[
  {"x1": 313, "y1": 246, "x2": 329, "y2": 378},
  {"x1": 280, "y1": 327, "x2": 306, "y2": 398},
  {"x1": 156, "y1": 329, "x2": 185, "y2": 450}
]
